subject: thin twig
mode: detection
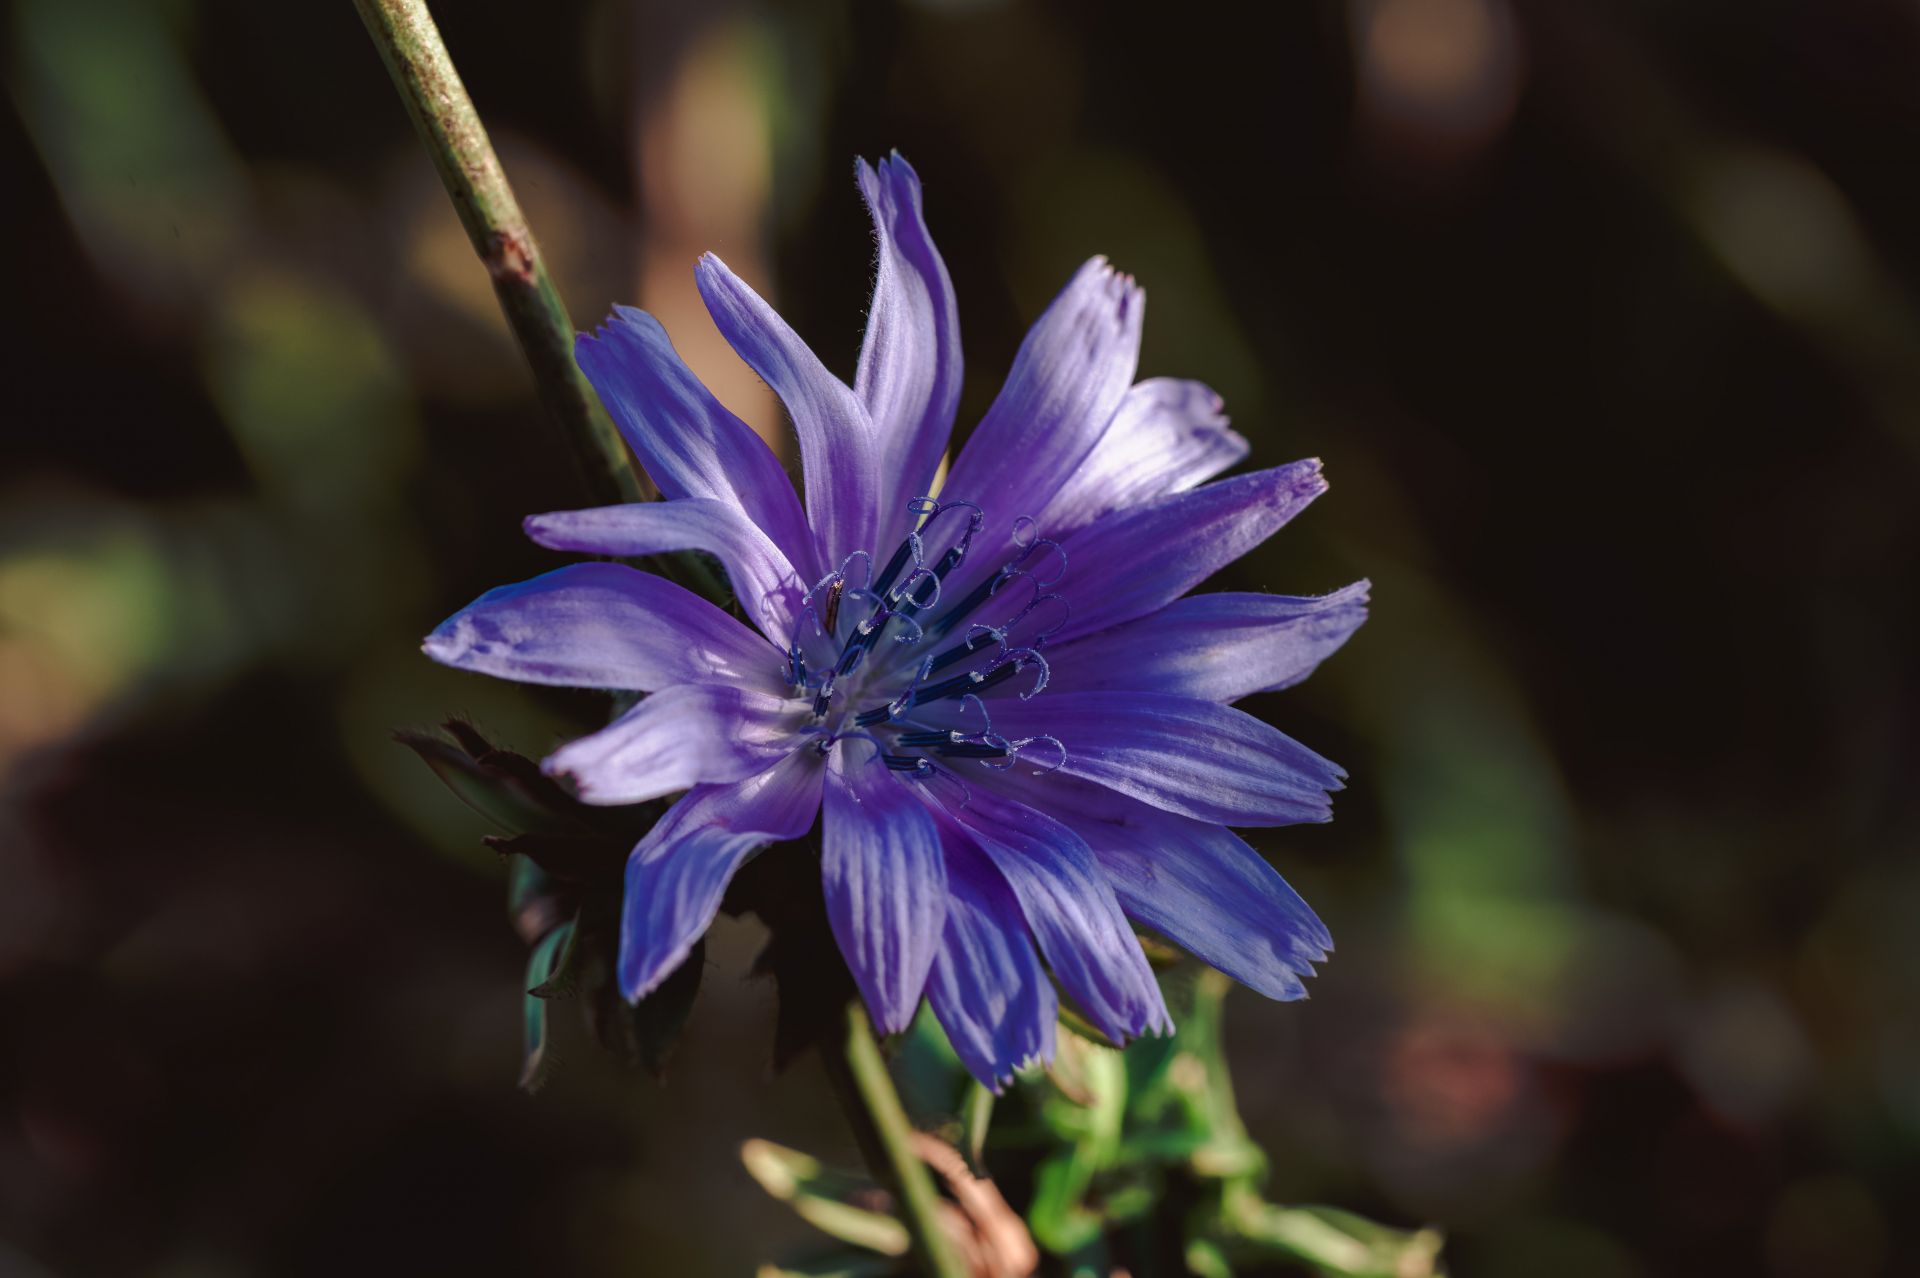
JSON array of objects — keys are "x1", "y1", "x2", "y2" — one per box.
[
  {"x1": 819, "y1": 1001, "x2": 971, "y2": 1278},
  {"x1": 352, "y1": 0, "x2": 643, "y2": 506}
]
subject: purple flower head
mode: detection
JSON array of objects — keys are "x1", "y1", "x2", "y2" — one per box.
[{"x1": 425, "y1": 154, "x2": 1368, "y2": 1089}]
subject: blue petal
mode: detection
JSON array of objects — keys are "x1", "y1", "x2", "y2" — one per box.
[
  {"x1": 695, "y1": 254, "x2": 882, "y2": 569},
  {"x1": 619, "y1": 752, "x2": 824, "y2": 1001},
  {"x1": 935, "y1": 259, "x2": 1143, "y2": 606},
  {"x1": 1030, "y1": 774, "x2": 1330, "y2": 1000},
  {"x1": 929, "y1": 783, "x2": 1170, "y2": 1043},
  {"x1": 575, "y1": 307, "x2": 820, "y2": 582},
  {"x1": 822, "y1": 752, "x2": 948, "y2": 1034},
  {"x1": 422, "y1": 563, "x2": 783, "y2": 694},
  {"x1": 1040, "y1": 582, "x2": 1371, "y2": 702},
  {"x1": 1040, "y1": 377, "x2": 1248, "y2": 537},
  {"x1": 1036, "y1": 460, "x2": 1327, "y2": 646},
  {"x1": 926, "y1": 837, "x2": 1058, "y2": 1090},
  {"x1": 979, "y1": 766, "x2": 1329, "y2": 999},
  {"x1": 855, "y1": 153, "x2": 962, "y2": 548},
  {"x1": 542, "y1": 683, "x2": 798, "y2": 805},
  {"x1": 941, "y1": 691, "x2": 1345, "y2": 828},
  {"x1": 525, "y1": 498, "x2": 807, "y2": 643}
]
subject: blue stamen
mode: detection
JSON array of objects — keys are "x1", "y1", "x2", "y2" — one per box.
[
  {"x1": 924, "y1": 628, "x2": 1000, "y2": 674},
  {"x1": 909, "y1": 658, "x2": 1021, "y2": 708},
  {"x1": 897, "y1": 729, "x2": 960, "y2": 748},
  {"x1": 933, "y1": 741, "x2": 1008, "y2": 760},
  {"x1": 925, "y1": 569, "x2": 1007, "y2": 639},
  {"x1": 870, "y1": 538, "x2": 915, "y2": 600}
]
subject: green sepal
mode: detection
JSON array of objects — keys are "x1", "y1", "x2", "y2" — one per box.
[
  {"x1": 484, "y1": 831, "x2": 622, "y2": 885},
  {"x1": 507, "y1": 854, "x2": 569, "y2": 947},
  {"x1": 961, "y1": 1080, "x2": 994, "y2": 1175},
  {"x1": 519, "y1": 919, "x2": 575, "y2": 1093},
  {"x1": 628, "y1": 938, "x2": 704, "y2": 1076},
  {"x1": 394, "y1": 720, "x2": 586, "y2": 837}
]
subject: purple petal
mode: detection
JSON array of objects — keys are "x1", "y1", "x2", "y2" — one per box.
[
  {"x1": 575, "y1": 307, "x2": 820, "y2": 581},
  {"x1": 695, "y1": 254, "x2": 882, "y2": 567},
  {"x1": 1031, "y1": 775, "x2": 1330, "y2": 1000},
  {"x1": 422, "y1": 563, "x2": 782, "y2": 694},
  {"x1": 854, "y1": 154, "x2": 962, "y2": 545},
  {"x1": 935, "y1": 259, "x2": 1143, "y2": 602},
  {"x1": 944, "y1": 690, "x2": 1345, "y2": 827},
  {"x1": 822, "y1": 753, "x2": 948, "y2": 1034},
  {"x1": 542, "y1": 683, "x2": 799, "y2": 805},
  {"x1": 928, "y1": 782, "x2": 1170, "y2": 1043},
  {"x1": 926, "y1": 837, "x2": 1058, "y2": 1090},
  {"x1": 1041, "y1": 378, "x2": 1248, "y2": 537},
  {"x1": 1031, "y1": 460, "x2": 1328, "y2": 646},
  {"x1": 525, "y1": 498, "x2": 806, "y2": 643},
  {"x1": 619, "y1": 752, "x2": 824, "y2": 1000},
  {"x1": 1041, "y1": 582, "x2": 1371, "y2": 701}
]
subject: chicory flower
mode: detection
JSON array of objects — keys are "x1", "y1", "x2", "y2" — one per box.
[{"x1": 425, "y1": 154, "x2": 1367, "y2": 1088}]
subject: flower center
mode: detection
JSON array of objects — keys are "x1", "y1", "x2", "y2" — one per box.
[{"x1": 784, "y1": 497, "x2": 1069, "y2": 784}]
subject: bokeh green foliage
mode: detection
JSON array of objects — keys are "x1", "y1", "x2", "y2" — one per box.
[{"x1": 749, "y1": 971, "x2": 1444, "y2": 1278}]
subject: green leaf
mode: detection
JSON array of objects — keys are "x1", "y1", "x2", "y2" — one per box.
[
  {"x1": 961, "y1": 1081, "x2": 994, "y2": 1175},
  {"x1": 1220, "y1": 1190, "x2": 1446, "y2": 1277},
  {"x1": 1184, "y1": 1236, "x2": 1235, "y2": 1278},
  {"x1": 740, "y1": 1139, "x2": 909, "y2": 1257},
  {"x1": 1028, "y1": 1033, "x2": 1130, "y2": 1253}
]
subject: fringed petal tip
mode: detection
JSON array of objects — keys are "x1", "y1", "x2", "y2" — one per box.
[
  {"x1": 982, "y1": 1048, "x2": 1053, "y2": 1096},
  {"x1": 855, "y1": 150, "x2": 926, "y2": 202},
  {"x1": 580, "y1": 302, "x2": 660, "y2": 338},
  {"x1": 1291, "y1": 456, "x2": 1329, "y2": 497},
  {"x1": 568, "y1": 306, "x2": 639, "y2": 375},
  {"x1": 1079, "y1": 254, "x2": 1143, "y2": 315},
  {"x1": 1107, "y1": 1001, "x2": 1177, "y2": 1042}
]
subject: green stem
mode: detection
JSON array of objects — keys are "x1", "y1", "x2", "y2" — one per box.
[
  {"x1": 819, "y1": 1001, "x2": 969, "y2": 1278},
  {"x1": 351, "y1": 0, "x2": 642, "y2": 507}
]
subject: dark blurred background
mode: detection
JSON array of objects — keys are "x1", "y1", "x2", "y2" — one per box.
[{"x1": 3, "y1": 0, "x2": 1917, "y2": 1274}]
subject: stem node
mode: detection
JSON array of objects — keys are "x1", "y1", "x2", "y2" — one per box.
[{"x1": 351, "y1": 0, "x2": 642, "y2": 507}]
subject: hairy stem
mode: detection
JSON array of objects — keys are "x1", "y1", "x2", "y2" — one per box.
[
  {"x1": 351, "y1": 0, "x2": 642, "y2": 506},
  {"x1": 819, "y1": 1001, "x2": 970, "y2": 1278}
]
